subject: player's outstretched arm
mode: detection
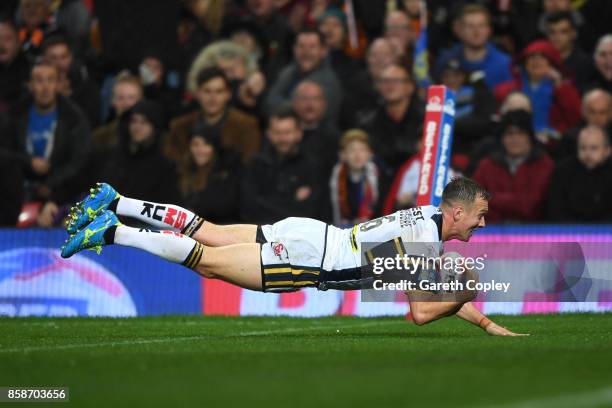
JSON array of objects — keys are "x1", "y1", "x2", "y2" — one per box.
[
  {"x1": 406, "y1": 285, "x2": 477, "y2": 326},
  {"x1": 456, "y1": 302, "x2": 530, "y2": 336}
]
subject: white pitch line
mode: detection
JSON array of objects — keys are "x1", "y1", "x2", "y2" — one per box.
[
  {"x1": 0, "y1": 320, "x2": 391, "y2": 354},
  {"x1": 483, "y1": 385, "x2": 612, "y2": 408}
]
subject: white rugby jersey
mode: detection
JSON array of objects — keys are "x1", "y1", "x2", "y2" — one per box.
[{"x1": 324, "y1": 205, "x2": 444, "y2": 272}]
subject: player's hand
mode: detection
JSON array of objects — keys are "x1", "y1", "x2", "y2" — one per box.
[{"x1": 485, "y1": 322, "x2": 529, "y2": 337}]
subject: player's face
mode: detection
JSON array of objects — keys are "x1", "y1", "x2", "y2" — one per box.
[
  {"x1": 190, "y1": 135, "x2": 215, "y2": 166},
  {"x1": 196, "y1": 77, "x2": 231, "y2": 117},
  {"x1": 578, "y1": 128, "x2": 610, "y2": 170},
  {"x1": 30, "y1": 65, "x2": 59, "y2": 110},
  {"x1": 456, "y1": 197, "x2": 488, "y2": 241}
]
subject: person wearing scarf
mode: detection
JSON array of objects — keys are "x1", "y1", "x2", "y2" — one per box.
[{"x1": 330, "y1": 129, "x2": 388, "y2": 226}]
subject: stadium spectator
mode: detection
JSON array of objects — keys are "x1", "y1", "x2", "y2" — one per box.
[
  {"x1": 16, "y1": 0, "x2": 51, "y2": 59},
  {"x1": 317, "y1": 8, "x2": 361, "y2": 88},
  {"x1": 187, "y1": 40, "x2": 266, "y2": 114},
  {"x1": 544, "y1": 11, "x2": 593, "y2": 92},
  {"x1": 555, "y1": 88, "x2": 612, "y2": 160},
  {"x1": 384, "y1": 10, "x2": 414, "y2": 69},
  {"x1": 4, "y1": 62, "x2": 91, "y2": 226},
  {"x1": 588, "y1": 35, "x2": 612, "y2": 94},
  {"x1": 291, "y1": 80, "x2": 339, "y2": 179},
  {"x1": 264, "y1": 28, "x2": 342, "y2": 123},
  {"x1": 548, "y1": 126, "x2": 612, "y2": 222},
  {"x1": 537, "y1": 0, "x2": 597, "y2": 54},
  {"x1": 330, "y1": 129, "x2": 389, "y2": 226},
  {"x1": 167, "y1": 67, "x2": 261, "y2": 164},
  {"x1": 99, "y1": 100, "x2": 179, "y2": 206},
  {"x1": 41, "y1": 35, "x2": 100, "y2": 127},
  {"x1": 138, "y1": 54, "x2": 183, "y2": 120},
  {"x1": 241, "y1": 106, "x2": 323, "y2": 224},
  {"x1": 435, "y1": 4, "x2": 512, "y2": 90},
  {"x1": 361, "y1": 63, "x2": 423, "y2": 172},
  {"x1": 92, "y1": 72, "x2": 143, "y2": 152},
  {"x1": 0, "y1": 18, "x2": 29, "y2": 114},
  {"x1": 437, "y1": 57, "x2": 496, "y2": 159},
  {"x1": 466, "y1": 92, "x2": 533, "y2": 176},
  {"x1": 177, "y1": 0, "x2": 224, "y2": 75},
  {"x1": 242, "y1": 0, "x2": 294, "y2": 79},
  {"x1": 495, "y1": 39, "x2": 581, "y2": 145},
  {"x1": 52, "y1": 0, "x2": 92, "y2": 58},
  {"x1": 472, "y1": 110, "x2": 554, "y2": 223},
  {"x1": 340, "y1": 37, "x2": 397, "y2": 130},
  {"x1": 178, "y1": 123, "x2": 241, "y2": 224},
  {"x1": 223, "y1": 17, "x2": 268, "y2": 80}
]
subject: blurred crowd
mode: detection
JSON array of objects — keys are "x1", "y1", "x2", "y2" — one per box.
[{"x1": 1, "y1": 0, "x2": 612, "y2": 228}]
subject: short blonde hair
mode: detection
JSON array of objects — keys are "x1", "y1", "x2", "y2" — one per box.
[{"x1": 340, "y1": 129, "x2": 371, "y2": 150}]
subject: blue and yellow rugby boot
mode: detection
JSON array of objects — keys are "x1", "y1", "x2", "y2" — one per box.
[
  {"x1": 67, "y1": 183, "x2": 120, "y2": 234},
  {"x1": 61, "y1": 210, "x2": 120, "y2": 258}
]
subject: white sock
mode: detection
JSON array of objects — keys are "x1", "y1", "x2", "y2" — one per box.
[
  {"x1": 115, "y1": 196, "x2": 204, "y2": 236},
  {"x1": 113, "y1": 225, "x2": 204, "y2": 269}
]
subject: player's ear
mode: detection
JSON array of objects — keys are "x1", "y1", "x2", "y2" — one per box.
[{"x1": 453, "y1": 205, "x2": 463, "y2": 221}]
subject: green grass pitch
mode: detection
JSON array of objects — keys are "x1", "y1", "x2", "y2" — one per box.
[{"x1": 1, "y1": 313, "x2": 612, "y2": 408}]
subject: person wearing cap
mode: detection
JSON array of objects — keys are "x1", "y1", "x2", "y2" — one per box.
[
  {"x1": 329, "y1": 129, "x2": 389, "y2": 226},
  {"x1": 472, "y1": 109, "x2": 554, "y2": 223},
  {"x1": 178, "y1": 123, "x2": 242, "y2": 224},
  {"x1": 98, "y1": 100, "x2": 179, "y2": 211},
  {"x1": 495, "y1": 39, "x2": 581, "y2": 146}
]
